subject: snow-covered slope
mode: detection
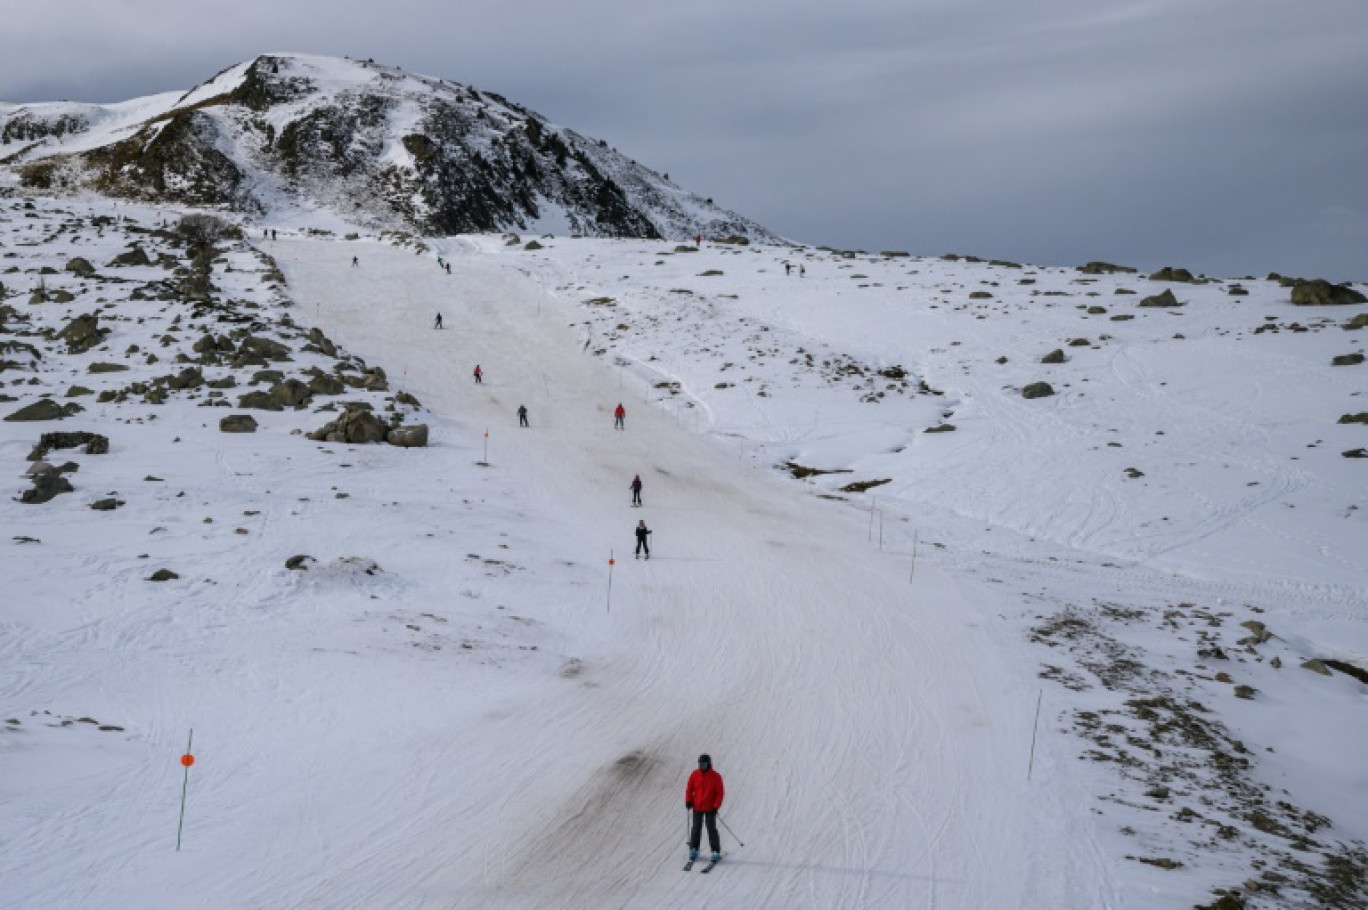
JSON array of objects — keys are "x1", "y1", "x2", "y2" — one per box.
[
  {"x1": 0, "y1": 54, "x2": 776, "y2": 243},
  {"x1": 1, "y1": 196, "x2": 1365, "y2": 909}
]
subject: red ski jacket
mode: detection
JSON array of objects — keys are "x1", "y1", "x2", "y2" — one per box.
[{"x1": 685, "y1": 768, "x2": 724, "y2": 812}]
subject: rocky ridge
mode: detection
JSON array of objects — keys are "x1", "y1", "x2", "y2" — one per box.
[{"x1": 0, "y1": 54, "x2": 776, "y2": 244}]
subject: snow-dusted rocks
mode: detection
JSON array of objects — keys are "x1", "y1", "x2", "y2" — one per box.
[
  {"x1": 56, "y1": 312, "x2": 105, "y2": 353},
  {"x1": 306, "y1": 402, "x2": 387, "y2": 443},
  {"x1": 218, "y1": 414, "x2": 258, "y2": 433},
  {"x1": 5, "y1": 399, "x2": 80, "y2": 421},
  {"x1": 1, "y1": 54, "x2": 778, "y2": 244},
  {"x1": 1291, "y1": 279, "x2": 1368, "y2": 306},
  {"x1": 18, "y1": 463, "x2": 73, "y2": 504},
  {"x1": 386, "y1": 424, "x2": 428, "y2": 447}
]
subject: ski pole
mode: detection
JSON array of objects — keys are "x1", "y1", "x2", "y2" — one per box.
[{"x1": 717, "y1": 813, "x2": 745, "y2": 847}]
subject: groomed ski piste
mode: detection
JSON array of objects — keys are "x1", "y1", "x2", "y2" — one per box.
[{"x1": 2, "y1": 197, "x2": 1365, "y2": 909}]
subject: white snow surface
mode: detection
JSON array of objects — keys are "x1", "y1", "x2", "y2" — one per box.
[{"x1": 1, "y1": 198, "x2": 1365, "y2": 909}]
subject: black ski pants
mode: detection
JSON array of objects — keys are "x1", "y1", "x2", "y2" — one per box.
[{"x1": 689, "y1": 809, "x2": 720, "y2": 853}]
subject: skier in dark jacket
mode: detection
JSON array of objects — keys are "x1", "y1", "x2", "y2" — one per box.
[
  {"x1": 630, "y1": 474, "x2": 643, "y2": 506},
  {"x1": 518, "y1": 404, "x2": 528, "y2": 427},
  {"x1": 634, "y1": 519, "x2": 651, "y2": 559},
  {"x1": 685, "y1": 754, "x2": 725, "y2": 863}
]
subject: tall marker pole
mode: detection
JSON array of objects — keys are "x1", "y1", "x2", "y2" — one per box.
[
  {"x1": 1027, "y1": 690, "x2": 1043, "y2": 781},
  {"x1": 176, "y1": 729, "x2": 195, "y2": 851},
  {"x1": 606, "y1": 551, "x2": 616, "y2": 613}
]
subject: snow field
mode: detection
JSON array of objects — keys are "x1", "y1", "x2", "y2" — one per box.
[{"x1": 2, "y1": 196, "x2": 1364, "y2": 908}]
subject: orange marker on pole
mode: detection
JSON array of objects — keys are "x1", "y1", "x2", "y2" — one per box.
[
  {"x1": 176, "y1": 729, "x2": 194, "y2": 851},
  {"x1": 607, "y1": 550, "x2": 615, "y2": 613}
]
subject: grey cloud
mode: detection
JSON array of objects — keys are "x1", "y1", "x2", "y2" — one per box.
[{"x1": 3, "y1": 0, "x2": 1365, "y2": 279}]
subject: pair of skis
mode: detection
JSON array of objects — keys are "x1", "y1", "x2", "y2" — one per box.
[{"x1": 683, "y1": 851, "x2": 725, "y2": 873}]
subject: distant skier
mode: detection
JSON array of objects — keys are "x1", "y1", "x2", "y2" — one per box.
[
  {"x1": 518, "y1": 404, "x2": 528, "y2": 427},
  {"x1": 614, "y1": 403, "x2": 626, "y2": 430},
  {"x1": 694, "y1": 234, "x2": 701, "y2": 247},
  {"x1": 473, "y1": 364, "x2": 483, "y2": 384},
  {"x1": 434, "y1": 312, "x2": 443, "y2": 330},
  {"x1": 351, "y1": 255, "x2": 359, "y2": 267},
  {"x1": 445, "y1": 261, "x2": 451, "y2": 274},
  {"x1": 685, "y1": 754, "x2": 725, "y2": 864},
  {"x1": 784, "y1": 262, "x2": 791, "y2": 275},
  {"x1": 630, "y1": 474, "x2": 643, "y2": 506},
  {"x1": 437, "y1": 256, "x2": 445, "y2": 269},
  {"x1": 634, "y1": 519, "x2": 651, "y2": 559}
]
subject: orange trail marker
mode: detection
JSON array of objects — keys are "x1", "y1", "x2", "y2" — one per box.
[
  {"x1": 606, "y1": 550, "x2": 616, "y2": 613},
  {"x1": 176, "y1": 729, "x2": 194, "y2": 851}
]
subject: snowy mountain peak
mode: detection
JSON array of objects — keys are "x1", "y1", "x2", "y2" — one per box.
[{"x1": 0, "y1": 53, "x2": 776, "y2": 242}]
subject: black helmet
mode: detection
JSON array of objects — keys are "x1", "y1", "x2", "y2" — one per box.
[{"x1": 698, "y1": 754, "x2": 712, "y2": 767}]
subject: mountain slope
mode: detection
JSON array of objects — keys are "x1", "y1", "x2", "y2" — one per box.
[
  {"x1": 1, "y1": 194, "x2": 1365, "y2": 908},
  {"x1": 0, "y1": 54, "x2": 776, "y2": 242}
]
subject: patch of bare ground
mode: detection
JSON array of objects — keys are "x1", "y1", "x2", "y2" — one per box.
[{"x1": 1030, "y1": 601, "x2": 1368, "y2": 907}]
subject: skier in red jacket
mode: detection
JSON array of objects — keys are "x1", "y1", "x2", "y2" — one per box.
[{"x1": 685, "y1": 753, "x2": 725, "y2": 863}]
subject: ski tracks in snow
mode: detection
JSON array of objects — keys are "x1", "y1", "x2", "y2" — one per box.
[{"x1": 264, "y1": 237, "x2": 1106, "y2": 908}]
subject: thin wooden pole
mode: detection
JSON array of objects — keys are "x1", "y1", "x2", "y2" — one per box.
[
  {"x1": 1027, "y1": 690, "x2": 1043, "y2": 780},
  {"x1": 606, "y1": 550, "x2": 615, "y2": 613},
  {"x1": 176, "y1": 729, "x2": 193, "y2": 851},
  {"x1": 910, "y1": 530, "x2": 919, "y2": 583}
]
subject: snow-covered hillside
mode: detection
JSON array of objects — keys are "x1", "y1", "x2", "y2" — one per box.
[
  {"x1": 1, "y1": 194, "x2": 1365, "y2": 909},
  {"x1": 0, "y1": 54, "x2": 775, "y2": 243}
]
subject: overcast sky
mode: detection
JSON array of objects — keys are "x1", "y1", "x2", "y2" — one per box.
[{"x1": 4, "y1": 0, "x2": 1366, "y2": 279}]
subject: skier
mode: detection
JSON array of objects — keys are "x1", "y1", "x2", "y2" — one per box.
[
  {"x1": 634, "y1": 519, "x2": 651, "y2": 559},
  {"x1": 434, "y1": 312, "x2": 443, "y2": 330},
  {"x1": 784, "y1": 262, "x2": 791, "y2": 275},
  {"x1": 445, "y1": 261, "x2": 451, "y2": 274},
  {"x1": 518, "y1": 404, "x2": 528, "y2": 427},
  {"x1": 630, "y1": 474, "x2": 643, "y2": 506},
  {"x1": 614, "y1": 403, "x2": 626, "y2": 430},
  {"x1": 437, "y1": 255, "x2": 445, "y2": 269},
  {"x1": 694, "y1": 234, "x2": 702, "y2": 247},
  {"x1": 473, "y1": 364, "x2": 483, "y2": 384},
  {"x1": 685, "y1": 754, "x2": 725, "y2": 864},
  {"x1": 352, "y1": 255, "x2": 359, "y2": 267}
]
